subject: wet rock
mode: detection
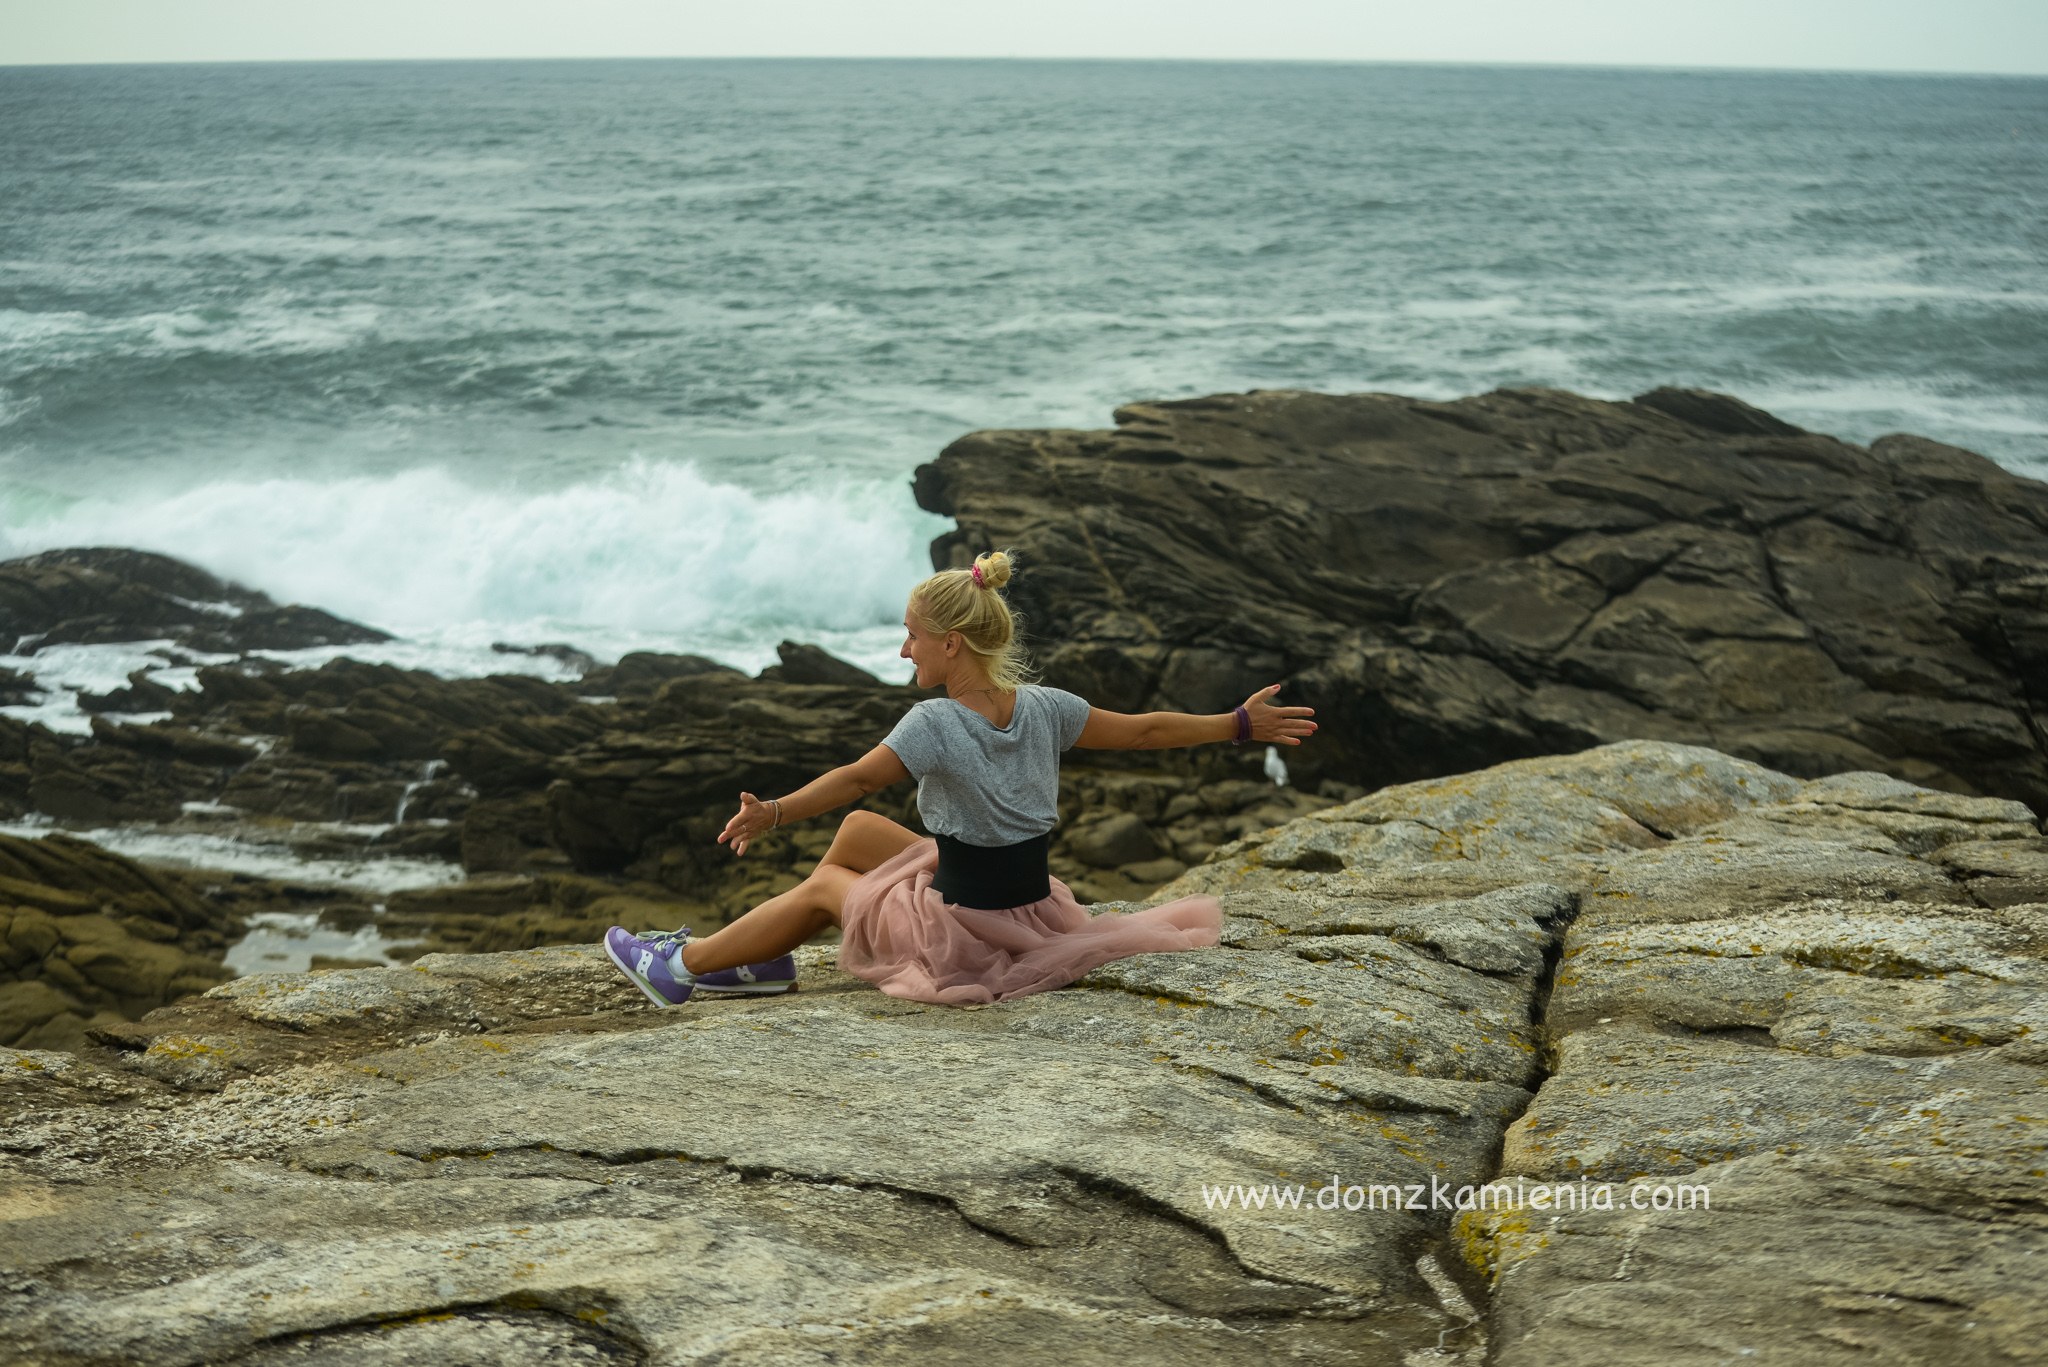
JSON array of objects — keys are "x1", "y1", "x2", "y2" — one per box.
[
  {"x1": 77, "y1": 668, "x2": 178, "y2": 714},
  {"x1": 489, "y1": 639, "x2": 598, "y2": 674},
  {"x1": 756, "y1": 639, "x2": 885, "y2": 687},
  {"x1": 572, "y1": 651, "x2": 741, "y2": 700},
  {"x1": 0, "y1": 547, "x2": 387, "y2": 654},
  {"x1": 0, "y1": 666, "x2": 43, "y2": 707}
]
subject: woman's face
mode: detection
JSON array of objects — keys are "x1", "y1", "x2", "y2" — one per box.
[{"x1": 900, "y1": 601, "x2": 950, "y2": 688}]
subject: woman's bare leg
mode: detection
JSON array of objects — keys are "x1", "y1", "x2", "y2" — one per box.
[
  {"x1": 678, "y1": 865, "x2": 857, "y2": 974},
  {"x1": 678, "y1": 810, "x2": 923, "y2": 975}
]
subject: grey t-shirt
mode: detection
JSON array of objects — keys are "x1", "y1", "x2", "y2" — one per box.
[{"x1": 881, "y1": 684, "x2": 1093, "y2": 846}]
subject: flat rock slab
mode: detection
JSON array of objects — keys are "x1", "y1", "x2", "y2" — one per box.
[
  {"x1": 3, "y1": 889, "x2": 1539, "y2": 1363},
  {"x1": 7, "y1": 739, "x2": 2046, "y2": 1365},
  {"x1": 1417, "y1": 752, "x2": 2048, "y2": 1366},
  {"x1": 1460, "y1": 1151, "x2": 2048, "y2": 1367}
]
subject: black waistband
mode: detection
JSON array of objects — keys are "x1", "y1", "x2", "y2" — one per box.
[{"x1": 931, "y1": 831, "x2": 1052, "y2": 910}]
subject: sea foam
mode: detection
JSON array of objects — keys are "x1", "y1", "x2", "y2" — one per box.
[{"x1": 0, "y1": 457, "x2": 945, "y2": 683}]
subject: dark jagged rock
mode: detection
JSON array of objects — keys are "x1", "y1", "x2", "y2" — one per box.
[
  {"x1": 532, "y1": 673, "x2": 933, "y2": 887},
  {"x1": 489, "y1": 639, "x2": 598, "y2": 674},
  {"x1": 756, "y1": 639, "x2": 884, "y2": 686},
  {"x1": 77, "y1": 668, "x2": 178, "y2": 714},
  {"x1": 913, "y1": 386, "x2": 2048, "y2": 809},
  {"x1": 572, "y1": 650, "x2": 740, "y2": 699},
  {"x1": 0, "y1": 665, "x2": 41, "y2": 707},
  {"x1": 0, "y1": 547, "x2": 388, "y2": 654}
]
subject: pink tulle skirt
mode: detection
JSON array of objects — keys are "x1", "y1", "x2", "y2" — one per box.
[{"x1": 837, "y1": 837, "x2": 1224, "y2": 1006}]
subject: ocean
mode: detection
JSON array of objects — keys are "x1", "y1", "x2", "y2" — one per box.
[{"x1": 3, "y1": 58, "x2": 2044, "y2": 703}]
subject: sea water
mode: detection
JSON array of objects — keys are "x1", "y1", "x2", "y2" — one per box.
[{"x1": 2, "y1": 59, "x2": 2043, "y2": 691}]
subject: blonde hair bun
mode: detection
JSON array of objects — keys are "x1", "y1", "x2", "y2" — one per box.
[
  {"x1": 908, "y1": 546, "x2": 1038, "y2": 691},
  {"x1": 973, "y1": 550, "x2": 1014, "y2": 591}
]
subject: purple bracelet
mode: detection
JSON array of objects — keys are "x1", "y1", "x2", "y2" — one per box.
[{"x1": 1231, "y1": 705, "x2": 1251, "y2": 745}]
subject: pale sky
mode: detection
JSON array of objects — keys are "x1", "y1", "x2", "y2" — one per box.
[{"x1": 2, "y1": 0, "x2": 2045, "y2": 75}]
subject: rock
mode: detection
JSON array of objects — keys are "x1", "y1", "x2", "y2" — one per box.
[
  {"x1": 456, "y1": 793, "x2": 567, "y2": 873},
  {"x1": 4, "y1": 740, "x2": 2044, "y2": 1359},
  {"x1": 0, "y1": 832, "x2": 241, "y2": 1050},
  {"x1": 1064, "y1": 810, "x2": 1163, "y2": 868},
  {"x1": 7, "y1": 912, "x2": 1526, "y2": 1361},
  {"x1": 490, "y1": 640, "x2": 598, "y2": 674},
  {"x1": 572, "y1": 651, "x2": 741, "y2": 700},
  {"x1": 1120, "y1": 856, "x2": 1188, "y2": 885},
  {"x1": 1631, "y1": 385, "x2": 1806, "y2": 437},
  {"x1": 378, "y1": 872, "x2": 710, "y2": 959},
  {"x1": 756, "y1": 639, "x2": 885, "y2": 687},
  {"x1": 0, "y1": 665, "x2": 42, "y2": 707},
  {"x1": 78, "y1": 668, "x2": 178, "y2": 714},
  {"x1": 914, "y1": 387, "x2": 2048, "y2": 810},
  {"x1": 1303, "y1": 744, "x2": 2044, "y2": 1363},
  {"x1": 0, "y1": 547, "x2": 388, "y2": 654}
]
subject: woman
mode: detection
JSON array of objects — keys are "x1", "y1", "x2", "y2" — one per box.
[{"x1": 604, "y1": 548, "x2": 1318, "y2": 1007}]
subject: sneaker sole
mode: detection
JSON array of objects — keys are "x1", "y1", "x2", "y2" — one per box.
[
  {"x1": 694, "y1": 981, "x2": 797, "y2": 996},
  {"x1": 603, "y1": 936, "x2": 687, "y2": 1008}
]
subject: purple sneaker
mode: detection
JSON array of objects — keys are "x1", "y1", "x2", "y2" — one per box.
[
  {"x1": 693, "y1": 953, "x2": 798, "y2": 996},
  {"x1": 603, "y1": 927, "x2": 695, "y2": 1007}
]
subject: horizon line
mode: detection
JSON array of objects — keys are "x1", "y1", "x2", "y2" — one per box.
[{"x1": 5, "y1": 53, "x2": 2046, "y2": 79}]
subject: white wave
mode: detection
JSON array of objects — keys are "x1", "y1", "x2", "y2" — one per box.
[
  {"x1": 0, "y1": 296, "x2": 385, "y2": 362},
  {"x1": 1399, "y1": 296, "x2": 1525, "y2": 320},
  {"x1": 0, "y1": 457, "x2": 946, "y2": 683},
  {"x1": 0, "y1": 640, "x2": 234, "y2": 735},
  {"x1": 1713, "y1": 281, "x2": 2048, "y2": 312},
  {"x1": 1750, "y1": 382, "x2": 2048, "y2": 457}
]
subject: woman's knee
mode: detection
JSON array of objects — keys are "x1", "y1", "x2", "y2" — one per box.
[
  {"x1": 826, "y1": 808, "x2": 919, "y2": 873},
  {"x1": 836, "y1": 809, "x2": 891, "y2": 840},
  {"x1": 804, "y1": 862, "x2": 860, "y2": 926}
]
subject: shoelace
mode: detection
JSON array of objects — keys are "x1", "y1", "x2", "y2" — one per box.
[{"x1": 638, "y1": 928, "x2": 691, "y2": 958}]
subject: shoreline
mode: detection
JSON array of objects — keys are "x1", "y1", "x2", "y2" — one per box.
[{"x1": 0, "y1": 379, "x2": 2043, "y2": 1045}]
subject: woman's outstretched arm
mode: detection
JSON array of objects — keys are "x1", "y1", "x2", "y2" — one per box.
[
  {"x1": 717, "y1": 742, "x2": 910, "y2": 856},
  {"x1": 1075, "y1": 684, "x2": 1317, "y2": 751}
]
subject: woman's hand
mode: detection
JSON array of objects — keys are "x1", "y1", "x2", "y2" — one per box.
[
  {"x1": 716, "y1": 791, "x2": 777, "y2": 856},
  {"x1": 1243, "y1": 684, "x2": 1317, "y2": 746}
]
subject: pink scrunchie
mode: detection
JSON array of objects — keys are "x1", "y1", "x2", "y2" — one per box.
[{"x1": 970, "y1": 564, "x2": 984, "y2": 586}]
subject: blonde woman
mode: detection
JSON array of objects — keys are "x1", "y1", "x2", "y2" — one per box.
[{"x1": 604, "y1": 549, "x2": 1318, "y2": 1007}]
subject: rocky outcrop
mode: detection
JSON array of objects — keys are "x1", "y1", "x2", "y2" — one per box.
[
  {"x1": 0, "y1": 833, "x2": 241, "y2": 1051},
  {"x1": 14, "y1": 383, "x2": 2048, "y2": 954},
  {"x1": 915, "y1": 386, "x2": 2048, "y2": 810},
  {"x1": 4, "y1": 740, "x2": 2041, "y2": 1362},
  {"x1": 0, "y1": 547, "x2": 388, "y2": 654},
  {"x1": 0, "y1": 605, "x2": 1325, "y2": 951}
]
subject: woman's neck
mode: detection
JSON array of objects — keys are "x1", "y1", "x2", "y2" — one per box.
[{"x1": 946, "y1": 676, "x2": 1014, "y2": 721}]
